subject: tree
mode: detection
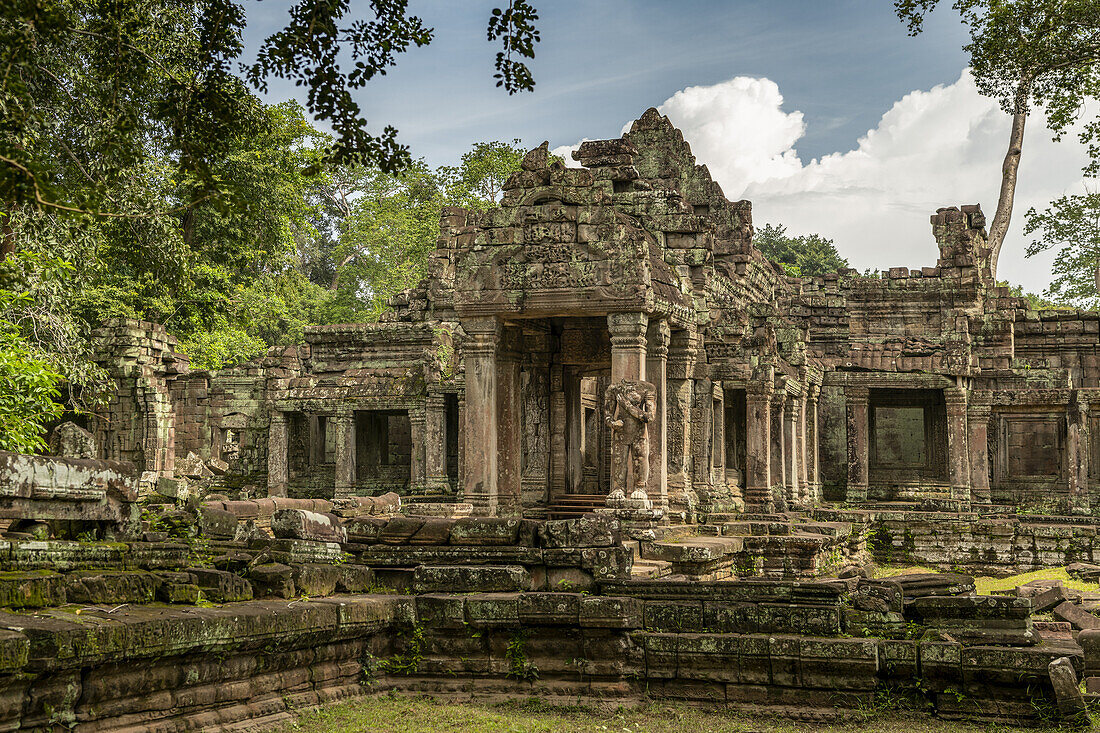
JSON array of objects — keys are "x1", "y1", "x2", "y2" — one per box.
[
  {"x1": 2, "y1": 0, "x2": 542, "y2": 218},
  {"x1": 1024, "y1": 189, "x2": 1100, "y2": 308},
  {"x1": 894, "y1": 0, "x2": 1100, "y2": 278},
  {"x1": 441, "y1": 140, "x2": 527, "y2": 210},
  {"x1": 312, "y1": 139, "x2": 529, "y2": 322},
  {"x1": 753, "y1": 223, "x2": 849, "y2": 277}
]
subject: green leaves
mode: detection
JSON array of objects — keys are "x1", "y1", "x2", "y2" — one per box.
[
  {"x1": 1024, "y1": 190, "x2": 1100, "y2": 308},
  {"x1": 894, "y1": 1, "x2": 1100, "y2": 163},
  {"x1": 487, "y1": 1, "x2": 540, "y2": 95},
  {"x1": 753, "y1": 223, "x2": 849, "y2": 278}
]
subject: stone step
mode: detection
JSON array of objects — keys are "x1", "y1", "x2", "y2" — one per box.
[
  {"x1": 623, "y1": 540, "x2": 641, "y2": 560},
  {"x1": 641, "y1": 535, "x2": 744, "y2": 564},
  {"x1": 630, "y1": 559, "x2": 672, "y2": 579}
]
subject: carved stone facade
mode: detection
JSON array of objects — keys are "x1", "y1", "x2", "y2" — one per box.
[{"x1": 81, "y1": 109, "x2": 1100, "y2": 519}]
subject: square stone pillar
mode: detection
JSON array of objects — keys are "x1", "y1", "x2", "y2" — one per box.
[
  {"x1": 646, "y1": 319, "x2": 670, "y2": 511},
  {"x1": 665, "y1": 329, "x2": 697, "y2": 511},
  {"x1": 267, "y1": 411, "x2": 288, "y2": 498},
  {"x1": 608, "y1": 312, "x2": 648, "y2": 382},
  {"x1": 845, "y1": 386, "x2": 869, "y2": 502},
  {"x1": 409, "y1": 409, "x2": 426, "y2": 492},
  {"x1": 771, "y1": 392, "x2": 787, "y2": 495},
  {"x1": 944, "y1": 387, "x2": 971, "y2": 502},
  {"x1": 333, "y1": 410, "x2": 356, "y2": 499},
  {"x1": 807, "y1": 386, "x2": 821, "y2": 502},
  {"x1": 497, "y1": 327, "x2": 523, "y2": 516},
  {"x1": 1069, "y1": 401, "x2": 1091, "y2": 515},
  {"x1": 424, "y1": 394, "x2": 449, "y2": 494},
  {"x1": 783, "y1": 398, "x2": 801, "y2": 506},
  {"x1": 462, "y1": 317, "x2": 500, "y2": 516},
  {"x1": 967, "y1": 402, "x2": 991, "y2": 505},
  {"x1": 548, "y1": 363, "x2": 567, "y2": 502},
  {"x1": 745, "y1": 387, "x2": 773, "y2": 508},
  {"x1": 797, "y1": 395, "x2": 809, "y2": 504},
  {"x1": 564, "y1": 368, "x2": 584, "y2": 492}
]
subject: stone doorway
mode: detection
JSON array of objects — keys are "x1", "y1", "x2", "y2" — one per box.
[
  {"x1": 354, "y1": 410, "x2": 412, "y2": 495},
  {"x1": 868, "y1": 388, "x2": 948, "y2": 499}
]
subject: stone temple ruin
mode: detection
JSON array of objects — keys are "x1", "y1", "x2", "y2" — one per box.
[{"x1": 4, "y1": 109, "x2": 1100, "y2": 728}]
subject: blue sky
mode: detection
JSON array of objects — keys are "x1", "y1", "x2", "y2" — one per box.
[
  {"x1": 241, "y1": 1, "x2": 970, "y2": 166},
  {"x1": 239, "y1": 2, "x2": 1091, "y2": 294}
]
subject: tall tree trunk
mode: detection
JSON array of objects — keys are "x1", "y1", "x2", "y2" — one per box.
[{"x1": 987, "y1": 82, "x2": 1032, "y2": 279}]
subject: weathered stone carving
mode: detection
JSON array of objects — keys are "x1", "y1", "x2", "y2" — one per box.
[{"x1": 604, "y1": 380, "x2": 656, "y2": 508}]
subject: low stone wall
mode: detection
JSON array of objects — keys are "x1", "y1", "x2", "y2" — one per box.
[
  {"x1": 0, "y1": 450, "x2": 140, "y2": 539},
  {"x1": 830, "y1": 506, "x2": 1100, "y2": 574},
  {"x1": 0, "y1": 589, "x2": 1080, "y2": 731}
]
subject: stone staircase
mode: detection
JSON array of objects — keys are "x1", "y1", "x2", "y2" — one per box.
[
  {"x1": 630, "y1": 511, "x2": 871, "y2": 581},
  {"x1": 625, "y1": 539, "x2": 673, "y2": 579},
  {"x1": 546, "y1": 493, "x2": 606, "y2": 520}
]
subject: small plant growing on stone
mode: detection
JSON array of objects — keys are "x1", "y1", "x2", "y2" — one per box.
[
  {"x1": 379, "y1": 623, "x2": 424, "y2": 675},
  {"x1": 505, "y1": 630, "x2": 539, "y2": 682}
]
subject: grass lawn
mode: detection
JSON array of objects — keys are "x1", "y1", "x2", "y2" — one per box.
[
  {"x1": 874, "y1": 564, "x2": 1100, "y2": 595},
  {"x1": 281, "y1": 695, "x2": 1057, "y2": 732}
]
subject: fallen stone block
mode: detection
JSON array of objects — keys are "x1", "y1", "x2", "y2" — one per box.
[
  {"x1": 1067, "y1": 563, "x2": 1100, "y2": 582},
  {"x1": 378, "y1": 516, "x2": 425, "y2": 545},
  {"x1": 175, "y1": 451, "x2": 212, "y2": 479},
  {"x1": 540, "y1": 515, "x2": 620, "y2": 548},
  {"x1": 268, "y1": 539, "x2": 343, "y2": 565},
  {"x1": 412, "y1": 565, "x2": 530, "y2": 593},
  {"x1": 894, "y1": 572, "x2": 974, "y2": 599},
  {"x1": 448, "y1": 517, "x2": 521, "y2": 546},
  {"x1": 1055, "y1": 601, "x2": 1100, "y2": 631},
  {"x1": 0, "y1": 571, "x2": 66, "y2": 608},
  {"x1": 345, "y1": 516, "x2": 387, "y2": 544},
  {"x1": 1030, "y1": 585, "x2": 1068, "y2": 614},
  {"x1": 373, "y1": 492, "x2": 401, "y2": 515},
  {"x1": 248, "y1": 563, "x2": 295, "y2": 599},
  {"x1": 271, "y1": 509, "x2": 347, "y2": 544},
  {"x1": 154, "y1": 571, "x2": 202, "y2": 604},
  {"x1": 293, "y1": 563, "x2": 340, "y2": 597},
  {"x1": 408, "y1": 518, "x2": 456, "y2": 545},
  {"x1": 337, "y1": 564, "x2": 375, "y2": 593},
  {"x1": 187, "y1": 567, "x2": 252, "y2": 603},
  {"x1": 198, "y1": 506, "x2": 238, "y2": 540},
  {"x1": 63, "y1": 571, "x2": 160, "y2": 605},
  {"x1": 1049, "y1": 656, "x2": 1088, "y2": 724}
]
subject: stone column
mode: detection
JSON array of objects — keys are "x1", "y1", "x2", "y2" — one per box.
[
  {"x1": 807, "y1": 386, "x2": 821, "y2": 501},
  {"x1": 608, "y1": 312, "x2": 648, "y2": 382},
  {"x1": 845, "y1": 386, "x2": 869, "y2": 502},
  {"x1": 944, "y1": 386, "x2": 971, "y2": 502},
  {"x1": 745, "y1": 386, "x2": 773, "y2": 508},
  {"x1": 967, "y1": 402, "x2": 991, "y2": 505},
  {"x1": 797, "y1": 395, "x2": 809, "y2": 504},
  {"x1": 665, "y1": 330, "x2": 696, "y2": 511},
  {"x1": 424, "y1": 393, "x2": 449, "y2": 494},
  {"x1": 784, "y1": 398, "x2": 801, "y2": 506},
  {"x1": 1070, "y1": 401, "x2": 1091, "y2": 515},
  {"x1": 409, "y1": 408, "x2": 426, "y2": 493},
  {"x1": 711, "y1": 387, "x2": 725, "y2": 483},
  {"x1": 333, "y1": 410, "x2": 356, "y2": 499},
  {"x1": 548, "y1": 363, "x2": 567, "y2": 502},
  {"x1": 564, "y1": 369, "x2": 584, "y2": 492},
  {"x1": 496, "y1": 326, "x2": 523, "y2": 516},
  {"x1": 646, "y1": 319, "x2": 670, "y2": 511},
  {"x1": 771, "y1": 391, "x2": 787, "y2": 496},
  {"x1": 267, "y1": 411, "x2": 288, "y2": 498},
  {"x1": 462, "y1": 317, "x2": 500, "y2": 516}
]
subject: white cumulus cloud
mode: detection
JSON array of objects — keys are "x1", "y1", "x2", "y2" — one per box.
[{"x1": 555, "y1": 70, "x2": 1093, "y2": 294}]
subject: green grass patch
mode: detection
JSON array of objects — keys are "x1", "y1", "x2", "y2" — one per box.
[
  {"x1": 281, "y1": 695, "x2": 1053, "y2": 732},
  {"x1": 873, "y1": 564, "x2": 1100, "y2": 595}
]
